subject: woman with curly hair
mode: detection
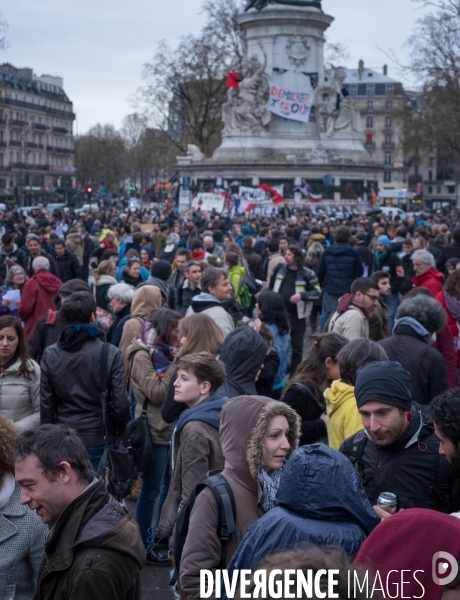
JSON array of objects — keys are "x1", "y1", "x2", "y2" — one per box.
[
  {"x1": 0, "y1": 413, "x2": 47, "y2": 598},
  {"x1": 0, "y1": 316, "x2": 40, "y2": 430}
]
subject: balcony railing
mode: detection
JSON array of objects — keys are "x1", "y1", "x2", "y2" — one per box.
[
  {"x1": 52, "y1": 126, "x2": 68, "y2": 134},
  {"x1": 0, "y1": 97, "x2": 75, "y2": 120},
  {"x1": 9, "y1": 119, "x2": 28, "y2": 127},
  {"x1": 9, "y1": 140, "x2": 21, "y2": 147},
  {"x1": 32, "y1": 123, "x2": 49, "y2": 130}
]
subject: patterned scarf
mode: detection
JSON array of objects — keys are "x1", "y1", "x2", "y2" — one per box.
[
  {"x1": 258, "y1": 465, "x2": 285, "y2": 512},
  {"x1": 140, "y1": 320, "x2": 157, "y2": 350},
  {"x1": 151, "y1": 338, "x2": 178, "y2": 379}
]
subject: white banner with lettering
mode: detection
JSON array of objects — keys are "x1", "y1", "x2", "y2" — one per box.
[
  {"x1": 191, "y1": 193, "x2": 225, "y2": 213},
  {"x1": 267, "y1": 82, "x2": 314, "y2": 123}
]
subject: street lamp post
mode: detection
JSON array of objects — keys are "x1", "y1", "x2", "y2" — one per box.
[{"x1": 19, "y1": 132, "x2": 25, "y2": 208}]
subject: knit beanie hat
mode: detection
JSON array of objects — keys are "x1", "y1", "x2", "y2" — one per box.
[
  {"x1": 150, "y1": 260, "x2": 172, "y2": 281},
  {"x1": 377, "y1": 235, "x2": 391, "y2": 247},
  {"x1": 355, "y1": 361, "x2": 413, "y2": 411}
]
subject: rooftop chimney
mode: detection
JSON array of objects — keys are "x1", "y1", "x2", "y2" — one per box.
[
  {"x1": 383, "y1": 64, "x2": 388, "y2": 76},
  {"x1": 358, "y1": 60, "x2": 364, "y2": 80}
]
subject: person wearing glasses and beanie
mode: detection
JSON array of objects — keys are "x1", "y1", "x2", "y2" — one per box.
[{"x1": 328, "y1": 278, "x2": 380, "y2": 341}]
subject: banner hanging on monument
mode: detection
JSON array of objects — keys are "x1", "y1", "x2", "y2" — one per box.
[{"x1": 267, "y1": 82, "x2": 314, "y2": 123}]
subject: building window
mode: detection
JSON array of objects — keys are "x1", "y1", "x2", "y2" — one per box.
[
  {"x1": 448, "y1": 186, "x2": 456, "y2": 194},
  {"x1": 428, "y1": 186, "x2": 432, "y2": 194},
  {"x1": 367, "y1": 84, "x2": 374, "y2": 96},
  {"x1": 366, "y1": 134, "x2": 373, "y2": 146},
  {"x1": 385, "y1": 153, "x2": 392, "y2": 165},
  {"x1": 366, "y1": 117, "x2": 373, "y2": 128},
  {"x1": 386, "y1": 100, "x2": 392, "y2": 110},
  {"x1": 384, "y1": 171, "x2": 392, "y2": 182},
  {"x1": 387, "y1": 84, "x2": 394, "y2": 95},
  {"x1": 429, "y1": 157, "x2": 434, "y2": 168},
  {"x1": 367, "y1": 101, "x2": 373, "y2": 111},
  {"x1": 0, "y1": 154, "x2": 2, "y2": 167},
  {"x1": 385, "y1": 117, "x2": 392, "y2": 128},
  {"x1": 437, "y1": 186, "x2": 442, "y2": 194},
  {"x1": 414, "y1": 165, "x2": 419, "y2": 176},
  {"x1": 385, "y1": 134, "x2": 392, "y2": 146},
  {"x1": 429, "y1": 170, "x2": 433, "y2": 181}
]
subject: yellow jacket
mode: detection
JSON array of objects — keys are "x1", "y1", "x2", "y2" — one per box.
[{"x1": 324, "y1": 380, "x2": 363, "y2": 450}]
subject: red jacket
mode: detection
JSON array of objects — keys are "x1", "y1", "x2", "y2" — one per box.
[
  {"x1": 411, "y1": 267, "x2": 444, "y2": 297},
  {"x1": 436, "y1": 290, "x2": 458, "y2": 340},
  {"x1": 19, "y1": 271, "x2": 62, "y2": 337}
]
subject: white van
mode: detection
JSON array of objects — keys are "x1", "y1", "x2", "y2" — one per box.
[{"x1": 378, "y1": 206, "x2": 407, "y2": 220}]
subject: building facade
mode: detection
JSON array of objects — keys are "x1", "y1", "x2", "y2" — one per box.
[{"x1": 0, "y1": 63, "x2": 76, "y2": 205}]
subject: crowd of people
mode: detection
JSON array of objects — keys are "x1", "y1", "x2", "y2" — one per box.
[{"x1": 2, "y1": 202, "x2": 460, "y2": 599}]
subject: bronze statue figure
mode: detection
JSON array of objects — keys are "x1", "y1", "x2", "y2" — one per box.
[{"x1": 245, "y1": 0, "x2": 322, "y2": 11}]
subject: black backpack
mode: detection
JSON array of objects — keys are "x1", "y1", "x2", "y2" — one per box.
[{"x1": 173, "y1": 471, "x2": 240, "y2": 584}]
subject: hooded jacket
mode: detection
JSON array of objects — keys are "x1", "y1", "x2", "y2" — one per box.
[
  {"x1": 0, "y1": 358, "x2": 40, "y2": 430},
  {"x1": 324, "y1": 380, "x2": 362, "y2": 450},
  {"x1": 340, "y1": 404, "x2": 455, "y2": 511},
  {"x1": 412, "y1": 267, "x2": 445, "y2": 297},
  {"x1": 379, "y1": 318, "x2": 448, "y2": 405},
  {"x1": 94, "y1": 274, "x2": 118, "y2": 311},
  {"x1": 157, "y1": 393, "x2": 229, "y2": 547},
  {"x1": 217, "y1": 327, "x2": 268, "y2": 398},
  {"x1": 126, "y1": 338, "x2": 176, "y2": 445},
  {"x1": 316, "y1": 242, "x2": 363, "y2": 296},
  {"x1": 137, "y1": 276, "x2": 171, "y2": 305},
  {"x1": 65, "y1": 232, "x2": 84, "y2": 265},
  {"x1": 227, "y1": 444, "x2": 380, "y2": 573},
  {"x1": 179, "y1": 397, "x2": 300, "y2": 600},
  {"x1": 33, "y1": 478, "x2": 145, "y2": 600},
  {"x1": 186, "y1": 293, "x2": 235, "y2": 339},
  {"x1": 119, "y1": 286, "x2": 162, "y2": 374},
  {"x1": 52, "y1": 249, "x2": 81, "y2": 283},
  {"x1": 19, "y1": 271, "x2": 62, "y2": 338},
  {"x1": 40, "y1": 328, "x2": 129, "y2": 443}
]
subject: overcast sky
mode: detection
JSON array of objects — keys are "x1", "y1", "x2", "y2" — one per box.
[{"x1": 1, "y1": 0, "x2": 429, "y2": 134}]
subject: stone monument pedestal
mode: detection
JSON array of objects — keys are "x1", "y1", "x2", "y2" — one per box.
[{"x1": 178, "y1": 2, "x2": 379, "y2": 199}]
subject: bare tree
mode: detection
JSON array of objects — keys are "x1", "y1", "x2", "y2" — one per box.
[
  {"x1": 138, "y1": 0, "x2": 244, "y2": 157},
  {"x1": 75, "y1": 124, "x2": 128, "y2": 193},
  {"x1": 404, "y1": 0, "x2": 460, "y2": 174},
  {"x1": 0, "y1": 13, "x2": 9, "y2": 52},
  {"x1": 121, "y1": 114, "x2": 176, "y2": 195}
]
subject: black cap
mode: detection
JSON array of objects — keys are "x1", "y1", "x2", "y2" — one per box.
[
  {"x1": 355, "y1": 361, "x2": 413, "y2": 411},
  {"x1": 150, "y1": 260, "x2": 172, "y2": 281},
  {"x1": 59, "y1": 279, "x2": 91, "y2": 296}
]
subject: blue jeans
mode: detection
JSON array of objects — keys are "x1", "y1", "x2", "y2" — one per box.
[
  {"x1": 136, "y1": 443, "x2": 170, "y2": 548},
  {"x1": 319, "y1": 292, "x2": 340, "y2": 332},
  {"x1": 86, "y1": 443, "x2": 115, "y2": 472},
  {"x1": 386, "y1": 292, "x2": 400, "y2": 332},
  {"x1": 154, "y1": 447, "x2": 171, "y2": 534}
]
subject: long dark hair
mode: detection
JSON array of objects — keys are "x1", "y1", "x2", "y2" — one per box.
[
  {"x1": 154, "y1": 308, "x2": 183, "y2": 346},
  {"x1": 0, "y1": 316, "x2": 35, "y2": 380},
  {"x1": 257, "y1": 291, "x2": 291, "y2": 336},
  {"x1": 289, "y1": 332, "x2": 348, "y2": 397}
]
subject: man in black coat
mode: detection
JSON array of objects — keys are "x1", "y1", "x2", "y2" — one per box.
[
  {"x1": 0, "y1": 232, "x2": 28, "y2": 280},
  {"x1": 51, "y1": 239, "x2": 81, "y2": 282},
  {"x1": 378, "y1": 295, "x2": 448, "y2": 405},
  {"x1": 340, "y1": 361, "x2": 454, "y2": 514},
  {"x1": 174, "y1": 260, "x2": 202, "y2": 315},
  {"x1": 437, "y1": 228, "x2": 460, "y2": 275},
  {"x1": 40, "y1": 291, "x2": 129, "y2": 468}
]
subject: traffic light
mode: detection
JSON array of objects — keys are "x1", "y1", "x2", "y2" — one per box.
[
  {"x1": 86, "y1": 186, "x2": 93, "y2": 198},
  {"x1": 129, "y1": 185, "x2": 134, "y2": 191}
]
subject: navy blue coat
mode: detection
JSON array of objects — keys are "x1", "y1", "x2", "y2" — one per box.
[
  {"x1": 227, "y1": 444, "x2": 379, "y2": 573},
  {"x1": 317, "y1": 243, "x2": 363, "y2": 295}
]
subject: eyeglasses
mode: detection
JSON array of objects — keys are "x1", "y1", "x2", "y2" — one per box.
[{"x1": 362, "y1": 292, "x2": 380, "y2": 303}]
